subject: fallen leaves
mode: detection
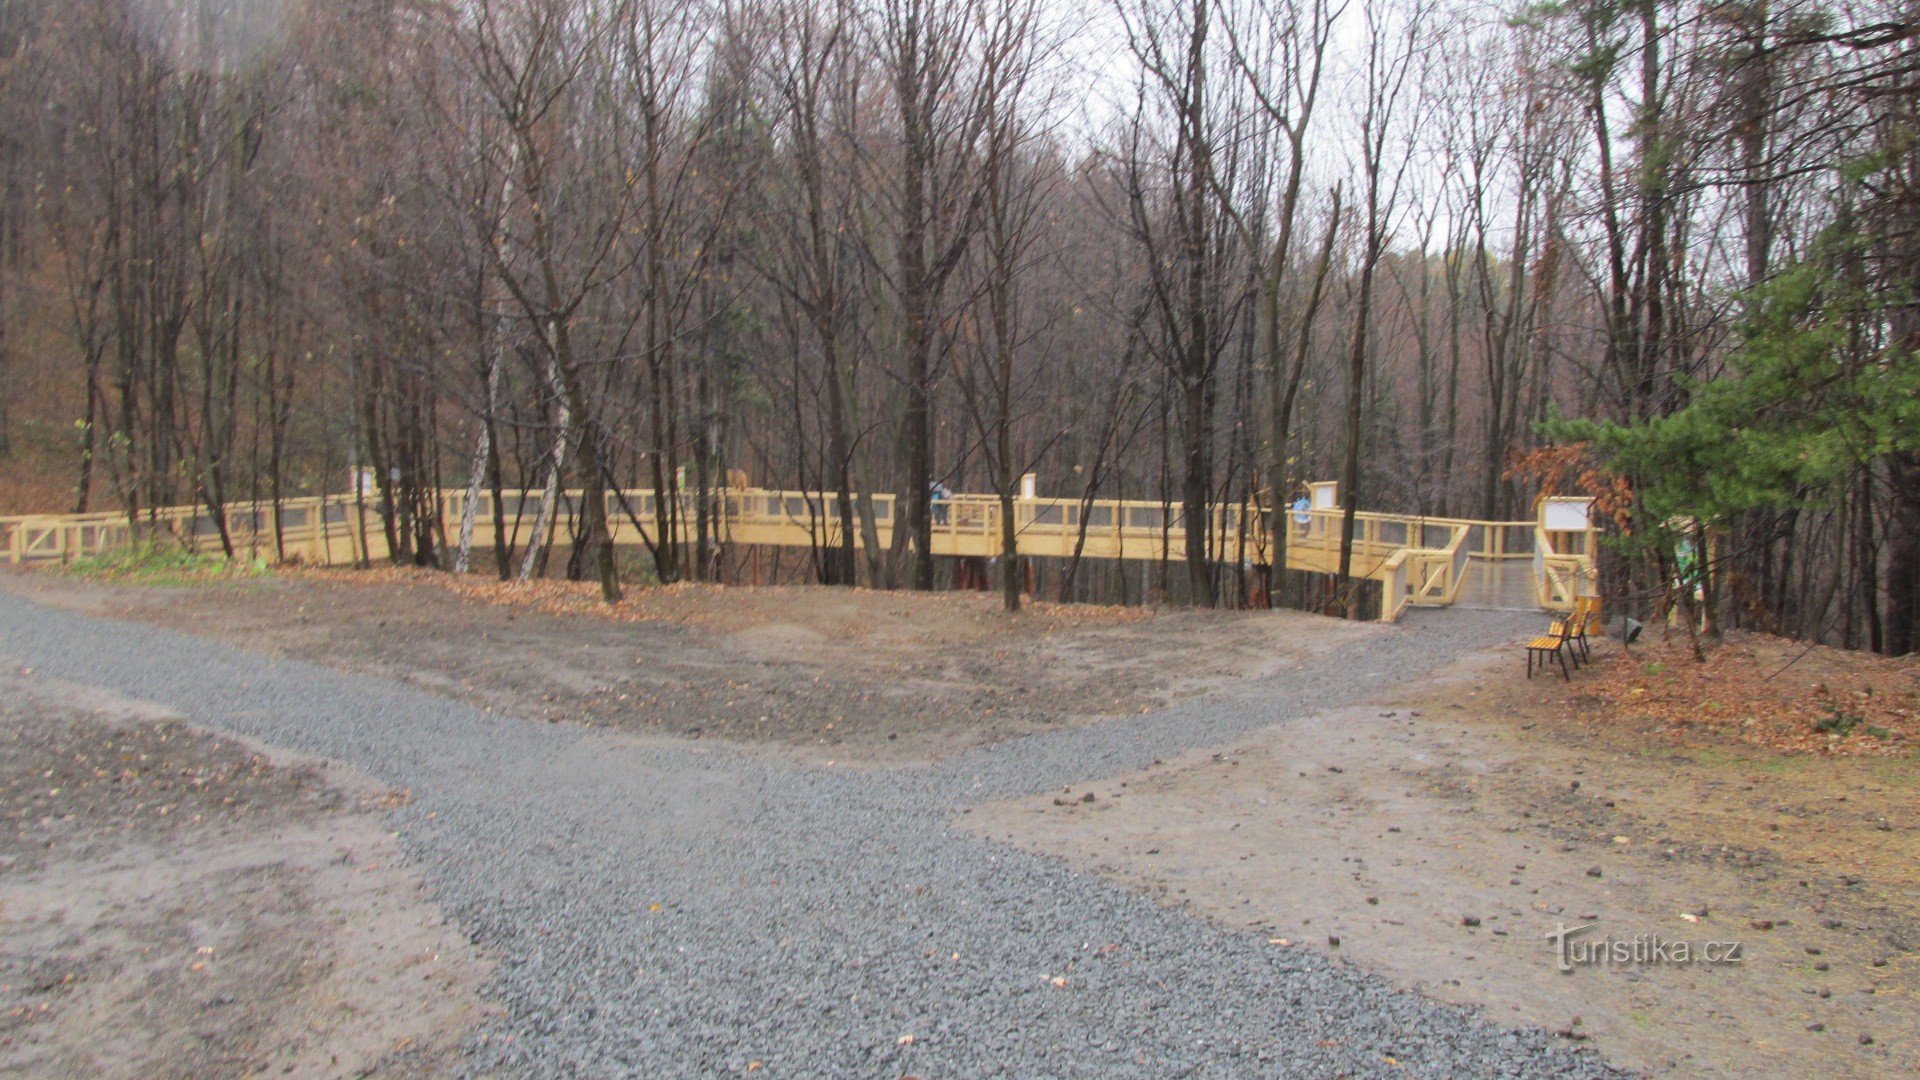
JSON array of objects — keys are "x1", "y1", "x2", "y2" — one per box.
[
  {"x1": 1547, "y1": 630, "x2": 1920, "y2": 757},
  {"x1": 2, "y1": 711, "x2": 343, "y2": 859},
  {"x1": 288, "y1": 566, "x2": 1156, "y2": 637}
]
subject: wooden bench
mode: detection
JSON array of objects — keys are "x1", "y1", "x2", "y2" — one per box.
[
  {"x1": 1570, "y1": 595, "x2": 1602, "y2": 663},
  {"x1": 1528, "y1": 595, "x2": 1601, "y2": 680},
  {"x1": 1526, "y1": 618, "x2": 1576, "y2": 680}
]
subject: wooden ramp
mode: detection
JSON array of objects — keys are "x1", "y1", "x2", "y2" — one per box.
[
  {"x1": 1453, "y1": 558, "x2": 1548, "y2": 611},
  {"x1": 1, "y1": 485, "x2": 1596, "y2": 622}
]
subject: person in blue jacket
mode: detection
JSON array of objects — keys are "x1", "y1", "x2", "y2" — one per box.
[{"x1": 931, "y1": 481, "x2": 952, "y2": 526}]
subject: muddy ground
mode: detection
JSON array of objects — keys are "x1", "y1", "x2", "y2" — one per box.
[
  {"x1": 974, "y1": 636, "x2": 1920, "y2": 1078},
  {"x1": 4, "y1": 568, "x2": 1368, "y2": 764},
  {"x1": 0, "y1": 668, "x2": 486, "y2": 1078},
  {"x1": 6, "y1": 565, "x2": 1917, "y2": 1077}
]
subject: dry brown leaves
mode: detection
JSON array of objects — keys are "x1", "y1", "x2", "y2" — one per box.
[
  {"x1": 283, "y1": 565, "x2": 1155, "y2": 636},
  {"x1": 1564, "y1": 630, "x2": 1920, "y2": 757},
  {"x1": 0, "y1": 462, "x2": 76, "y2": 516}
]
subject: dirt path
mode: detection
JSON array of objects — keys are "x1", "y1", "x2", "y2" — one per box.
[
  {"x1": 9, "y1": 564, "x2": 1911, "y2": 1076},
  {"x1": 0, "y1": 573, "x2": 1619, "y2": 1077},
  {"x1": 2, "y1": 568, "x2": 1370, "y2": 763},
  {"x1": 0, "y1": 670, "x2": 488, "y2": 1078},
  {"x1": 973, "y1": 644, "x2": 1920, "y2": 1078}
]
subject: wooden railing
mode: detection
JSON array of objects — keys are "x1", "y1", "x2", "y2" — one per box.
[
  {"x1": 0, "y1": 495, "x2": 361, "y2": 567},
  {"x1": 2, "y1": 486, "x2": 1594, "y2": 621},
  {"x1": 1533, "y1": 524, "x2": 1597, "y2": 610}
]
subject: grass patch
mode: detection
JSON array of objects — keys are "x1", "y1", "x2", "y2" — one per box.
[
  {"x1": 1870, "y1": 757, "x2": 1920, "y2": 785},
  {"x1": 1751, "y1": 755, "x2": 1806, "y2": 776},
  {"x1": 57, "y1": 541, "x2": 268, "y2": 585},
  {"x1": 1679, "y1": 745, "x2": 1815, "y2": 778},
  {"x1": 1684, "y1": 747, "x2": 1742, "y2": 769}
]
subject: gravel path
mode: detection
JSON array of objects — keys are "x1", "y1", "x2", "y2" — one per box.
[{"x1": 0, "y1": 592, "x2": 1622, "y2": 1078}]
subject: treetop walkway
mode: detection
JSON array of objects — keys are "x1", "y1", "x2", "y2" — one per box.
[{"x1": 0, "y1": 482, "x2": 1596, "y2": 621}]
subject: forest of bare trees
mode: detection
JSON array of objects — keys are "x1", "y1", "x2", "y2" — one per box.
[{"x1": 0, "y1": 0, "x2": 1915, "y2": 651}]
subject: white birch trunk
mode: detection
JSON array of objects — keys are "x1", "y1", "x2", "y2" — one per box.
[
  {"x1": 517, "y1": 348, "x2": 571, "y2": 582},
  {"x1": 453, "y1": 349, "x2": 501, "y2": 574}
]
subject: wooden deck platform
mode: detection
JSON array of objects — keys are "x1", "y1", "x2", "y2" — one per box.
[{"x1": 0, "y1": 486, "x2": 1596, "y2": 622}]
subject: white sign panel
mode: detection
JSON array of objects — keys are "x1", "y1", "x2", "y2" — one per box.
[{"x1": 1543, "y1": 498, "x2": 1593, "y2": 532}]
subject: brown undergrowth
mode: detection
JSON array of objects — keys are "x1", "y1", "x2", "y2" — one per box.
[
  {"x1": 284, "y1": 564, "x2": 1157, "y2": 635},
  {"x1": 1545, "y1": 629, "x2": 1919, "y2": 757}
]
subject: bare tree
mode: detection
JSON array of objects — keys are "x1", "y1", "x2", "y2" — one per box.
[
  {"x1": 461, "y1": 0, "x2": 640, "y2": 601},
  {"x1": 873, "y1": 0, "x2": 991, "y2": 590},
  {"x1": 1335, "y1": 0, "x2": 1425, "y2": 611},
  {"x1": 952, "y1": 0, "x2": 1057, "y2": 611}
]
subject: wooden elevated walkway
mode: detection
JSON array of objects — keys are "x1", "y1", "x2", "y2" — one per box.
[{"x1": 0, "y1": 485, "x2": 1596, "y2": 622}]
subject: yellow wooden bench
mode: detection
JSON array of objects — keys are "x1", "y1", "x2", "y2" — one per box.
[
  {"x1": 1526, "y1": 619, "x2": 1576, "y2": 680},
  {"x1": 1528, "y1": 595, "x2": 1601, "y2": 680}
]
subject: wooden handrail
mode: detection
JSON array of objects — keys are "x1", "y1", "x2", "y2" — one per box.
[{"x1": 2, "y1": 486, "x2": 1593, "y2": 621}]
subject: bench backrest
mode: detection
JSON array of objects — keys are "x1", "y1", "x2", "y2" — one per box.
[{"x1": 1573, "y1": 594, "x2": 1602, "y2": 630}]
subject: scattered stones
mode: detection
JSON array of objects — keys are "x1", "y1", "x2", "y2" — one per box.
[{"x1": 6, "y1": 599, "x2": 1622, "y2": 1077}]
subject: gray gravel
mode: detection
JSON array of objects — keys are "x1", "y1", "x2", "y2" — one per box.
[{"x1": 0, "y1": 593, "x2": 1622, "y2": 1078}]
